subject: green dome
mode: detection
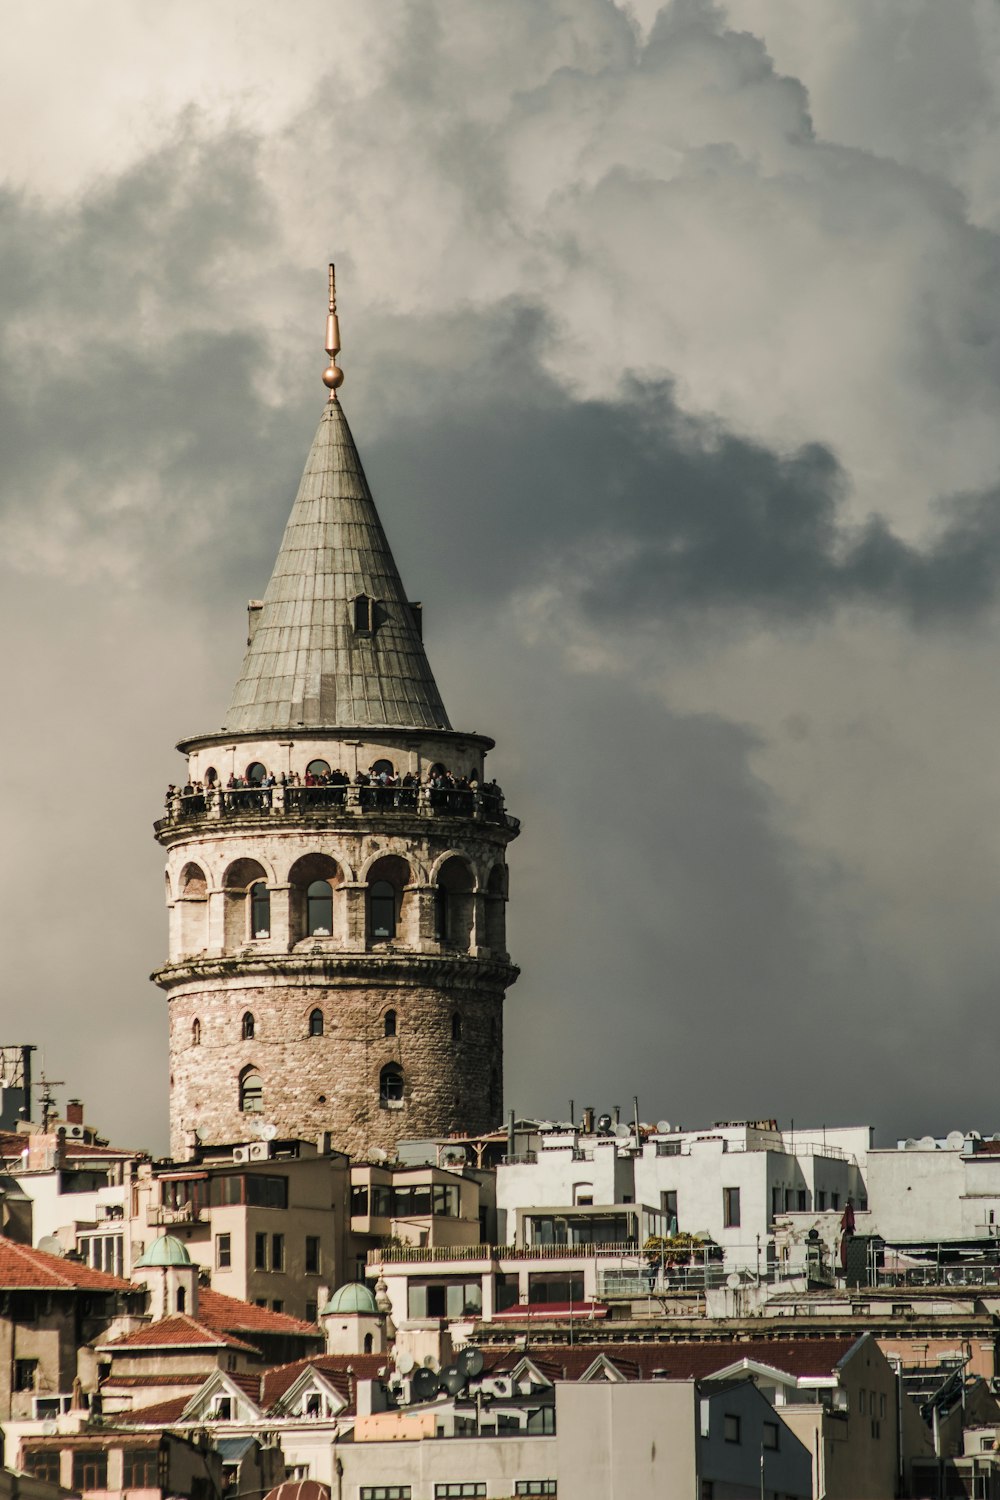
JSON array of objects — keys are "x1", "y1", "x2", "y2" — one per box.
[
  {"x1": 134, "y1": 1235, "x2": 193, "y2": 1268},
  {"x1": 322, "y1": 1282, "x2": 378, "y2": 1316}
]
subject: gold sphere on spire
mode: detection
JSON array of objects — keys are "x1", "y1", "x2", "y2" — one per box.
[{"x1": 322, "y1": 362, "x2": 344, "y2": 392}]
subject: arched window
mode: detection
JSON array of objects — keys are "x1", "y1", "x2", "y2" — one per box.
[
  {"x1": 369, "y1": 880, "x2": 396, "y2": 942},
  {"x1": 242, "y1": 1012, "x2": 255, "y2": 1040},
  {"x1": 384, "y1": 1010, "x2": 397, "y2": 1038},
  {"x1": 239, "y1": 1069, "x2": 263, "y2": 1114},
  {"x1": 205, "y1": 767, "x2": 218, "y2": 786},
  {"x1": 192, "y1": 1019, "x2": 201, "y2": 1047},
  {"x1": 451, "y1": 1013, "x2": 462, "y2": 1042},
  {"x1": 436, "y1": 856, "x2": 475, "y2": 950},
  {"x1": 363, "y1": 1332, "x2": 374, "y2": 1354},
  {"x1": 306, "y1": 759, "x2": 331, "y2": 778},
  {"x1": 245, "y1": 762, "x2": 267, "y2": 785},
  {"x1": 371, "y1": 758, "x2": 395, "y2": 777},
  {"x1": 380, "y1": 1065, "x2": 404, "y2": 1109},
  {"x1": 176, "y1": 1286, "x2": 187, "y2": 1313},
  {"x1": 309, "y1": 1008, "x2": 324, "y2": 1037},
  {"x1": 307, "y1": 880, "x2": 333, "y2": 936},
  {"x1": 250, "y1": 882, "x2": 270, "y2": 938}
]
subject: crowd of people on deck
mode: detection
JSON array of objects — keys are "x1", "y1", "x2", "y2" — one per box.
[{"x1": 164, "y1": 764, "x2": 505, "y2": 820}]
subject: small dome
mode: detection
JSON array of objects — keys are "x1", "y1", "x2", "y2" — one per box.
[
  {"x1": 134, "y1": 1235, "x2": 193, "y2": 1268},
  {"x1": 321, "y1": 1281, "x2": 378, "y2": 1316}
]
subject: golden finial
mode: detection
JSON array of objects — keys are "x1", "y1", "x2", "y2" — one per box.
[{"x1": 322, "y1": 263, "x2": 344, "y2": 400}]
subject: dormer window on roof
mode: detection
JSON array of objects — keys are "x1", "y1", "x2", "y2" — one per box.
[{"x1": 353, "y1": 594, "x2": 376, "y2": 634}]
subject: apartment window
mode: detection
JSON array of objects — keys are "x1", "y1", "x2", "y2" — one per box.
[
  {"x1": 797, "y1": 1189, "x2": 808, "y2": 1210},
  {"x1": 817, "y1": 1190, "x2": 827, "y2": 1210},
  {"x1": 216, "y1": 1233, "x2": 232, "y2": 1270},
  {"x1": 305, "y1": 1300, "x2": 318, "y2": 1323},
  {"x1": 360, "y1": 1489, "x2": 410, "y2": 1500},
  {"x1": 859, "y1": 1390, "x2": 866, "y2": 1415},
  {"x1": 527, "y1": 1407, "x2": 556, "y2": 1435},
  {"x1": 305, "y1": 1235, "x2": 321, "y2": 1274},
  {"x1": 656, "y1": 1140, "x2": 681, "y2": 1156},
  {"x1": 255, "y1": 1232, "x2": 268, "y2": 1270},
  {"x1": 14, "y1": 1359, "x2": 38, "y2": 1392},
  {"x1": 409, "y1": 1279, "x2": 483, "y2": 1319},
  {"x1": 831, "y1": 1193, "x2": 840, "y2": 1210},
  {"x1": 762, "y1": 1421, "x2": 779, "y2": 1450},
  {"x1": 784, "y1": 1188, "x2": 793, "y2": 1212},
  {"x1": 723, "y1": 1187, "x2": 741, "y2": 1228},
  {"x1": 662, "y1": 1190, "x2": 678, "y2": 1226},
  {"x1": 272, "y1": 1233, "x2": 285, "y2": 1271},
  {"x1": 213, "y1": 1397, "x2": 233, "y2": 1420},
  {"x1": 272, "y1": 1299, "x2": 284, "y2": 1313},
  {"x1": 23, "y1": 1452, "x2": 60, "y2": 1485},
  {"x1": 435, "y1": 1487, "x2": 486, "y2": 1498},
  {"x1": 723, "y1": 1414, "x2": 741, "y2": 1444},
  {"x1": 123, "y1": 1450, "x2": 161, "y2": 1489},
  {"x1": 516, "y1": 1486, "x2": 557, "y2": 1497},
  {"x1": 72, "y1": 1452, "x2": 108, "y2": 1491}
]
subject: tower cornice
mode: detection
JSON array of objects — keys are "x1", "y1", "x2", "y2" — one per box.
[{"x1": 152, "y1": 950, "x2": 519, "y2": 993}]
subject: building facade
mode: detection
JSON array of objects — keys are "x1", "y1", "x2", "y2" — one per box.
[{"x1": 153, "y1": 271, "x2": 519, "y2": 1160}]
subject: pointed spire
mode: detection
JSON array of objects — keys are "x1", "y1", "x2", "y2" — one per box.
[
  {"x1": 322, "y1": 263, "x2": 344, "y2": 401},
  {"x1": 223, "y1": 272, "x2": 450, "y2": 735}
]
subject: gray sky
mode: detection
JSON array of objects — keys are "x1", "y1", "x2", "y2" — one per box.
[{"x1": 5, "y1": 0, "x2": 1000, "y2": 1152}]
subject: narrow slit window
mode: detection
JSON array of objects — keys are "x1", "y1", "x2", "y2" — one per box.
[{"x1": 353, "y1": 594, "x2": 374, "y2": 633}]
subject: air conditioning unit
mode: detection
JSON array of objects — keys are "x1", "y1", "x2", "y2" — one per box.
[
  {"x1": 233, "y1": 1146, "x2": 252, "y2": 1164},
  {"x1": 67, "y1": 1125, "x2": 86, "y2": 1139},
  {"x1": 248, "y1": 1141, "x2": 272, "y2": 1161}
]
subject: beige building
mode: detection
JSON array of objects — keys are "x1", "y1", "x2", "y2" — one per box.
[{"x1": 153, "y1": 274, "x2": 518, "y2": 1162}]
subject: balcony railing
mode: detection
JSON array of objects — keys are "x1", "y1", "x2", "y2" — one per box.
[
  {"x1": 158, "y1": 783, "x2": 517, "y2": 833},
  {"x1": 367, "y1": 1241, "x2": 642, "y2": 1265},
  {"x1": 148, "y1": 1203, "x2": 206, "y2": 1226}
]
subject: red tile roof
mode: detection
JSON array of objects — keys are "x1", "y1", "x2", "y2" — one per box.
[
  {"x1": 0, "y1": 1237, "x2": 133, "y2": 1292},
  {"x1": 102, "y1": 1315, "x2": 257, "y2": 1353},
  {"x1": 261, "y1": 1354, "x2": 389, "y2": 1413},
  {"x1": 0, "y1": 1132, "x2": 146, "y2": 1161},
  {"x1": 114, "y1": 1396, "x2": 192, "y2": 1425},
  {"x1": 198, "y1": 1288, "x2": 321, "y2": 1340},
  {"x1": 485, "y1": 1337, "x2": 861, "y2": 1382}
]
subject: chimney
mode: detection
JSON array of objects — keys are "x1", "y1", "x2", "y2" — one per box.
[
  {"x1": 612, "y1": 1105, "x2": 621, "y2": 1128},
  {"x1": 582, "y1": 1106, "x2": 595, "y2": 1135},
  {"x1": 66, "y1": 1099, "x2": 84, "y2": 1126}
]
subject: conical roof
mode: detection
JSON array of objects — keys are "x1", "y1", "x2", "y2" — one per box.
[{"x1": 224, "y1": 400, "x2": 451, "y2": 735}]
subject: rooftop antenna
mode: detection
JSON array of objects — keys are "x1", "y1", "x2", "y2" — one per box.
[
  {"x1": 37, "y1": 1071, "x2": 65, "y2": 1133},
  {"x1": 322, "y1": 263, "x2": 344, "y2": 401}
]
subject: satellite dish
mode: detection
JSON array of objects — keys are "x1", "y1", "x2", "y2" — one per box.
[
  {"x1": 903, "y1": 1138, "x2": 918, "y2": 1150},
  {"x1": 411, "y1": 1367, "x2": 438, "y2": 1403},
  {"x1": 395, "y1": 1351, "x2": 415, "y2": 1375},
  {"x1": 726, "y1": 1272, "x2": 741, "y2": 1289},
  {"x1": 37, "y1": 1235, "x2": 65, "y2": 1258},
  {"x1": 457, "y1": 1347, "x2": 484, "y2": 1379},
  {"x1": 657, "y1": 1121, "x2": 671, "y2": 1134},
  {"x1": 422, "y1": 1355, "x2": 439, "y2": 1372},
  {"x1": 258, "y1": 1123, "x2": 278, "y2": 1142},
  {"x1": 370, "y1": 1146, "x2": 389, "y2": 1162},
  {"x1": 946, "y1": 1131, "x2": 965, "y2": 1150},
  {"x1": 440, "y1": 1365, "x2": 465, "y2": 1395},
  {"x1": 614, "y1": 1123, "x2": 631, "y2": 1139},
  {"x1": 596, "y1": 1113, "x2": 612, "y2": 1134},
  {"x1": 919, "y1": 1136, "x2": 937, "y2": 1150}
]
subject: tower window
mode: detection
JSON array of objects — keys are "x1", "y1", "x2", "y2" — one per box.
[
  {"x1": 307, "y1": 880, "x2": 333, "y2": 936},
  {"x1": 307, "y1": 759, "x2": 331, "y2": 778},
  {"x1": 451, "y1": 1013, "x2": 462, "y2": 1042},
  {"x1": 239, "y1": 1069, "x2": 263, "y2": 1114},
  {"x1": 353, "y1": 594, "x2": 375, "y2": 633},
  {"x1": 384, "y1": 1009, "x2": 397, "y2": 1038},
  {"x1": 369, "y1": 880, "x2": 397, "y2": 941},
  {"x1": 380, "y1": 1065, "x2": 404, "y2": 1109},
  {"x1": 242, "y1": 1012, "x2": 255, "y2": 1040},
  {"x1": 192, "y1": 1019, "x2": 201, "y2": 1047},
  {"x1": 245, "y1": 762, "x2": 267, "y2": 786},
  {"x1": 371, "y1": 758, "x2": 395, "y2": 777},
  {"x1": 309, "y1": 1008, "x2": 324, "y2": 1037},
  {"x1": 250, "y1": 882, "x2": 270, "y2": 938}
]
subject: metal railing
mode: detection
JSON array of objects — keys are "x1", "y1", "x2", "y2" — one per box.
[
  {"x1": 500, "y1": 1153, "x2": 538, "y2": 1166},
  {"x1": 158, "y1": 783, "x2": 516, "y2": 832},
  {"x1": 653, "y1": 1138, "x2": 849, "y2": 1161},
  {"x1": 875, "y1": 1264, "x2": 1000, "y2": 1288},
  {"x1": 367, "y1": 1240, "x2": 642, "y2": 1266}
]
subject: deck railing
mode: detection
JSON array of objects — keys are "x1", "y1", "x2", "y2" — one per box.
[{"x1": 157, "y1": 783, "x2": 516, "y2": 833}]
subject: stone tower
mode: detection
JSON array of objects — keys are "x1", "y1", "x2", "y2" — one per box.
[{"x1": 153, "y1": 268, "x2": 518, "y2": 1161}]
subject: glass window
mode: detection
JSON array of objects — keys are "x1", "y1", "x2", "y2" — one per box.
[
  {"x1": 763, "y1": 1421, "x2": 779, "y2": 1450},
  {"x1": 242, "y1": 1011, "x2": 255, "y2": 1040},
  {"x1": 250, "y1": 883, "x2": 270, "y2": 938},
  {"x1": 72, "y1": 1452, "x2": 108, "y2": 1491},
  {"x1": 723, "y1": 1187, "x2": 741, "y2": 1228},
  {"x1": 307, "y1": 880, "x2": 333, "y2": 936},
  {"x1": 526, "y1": 1407, "x2": 556, "y2": 1435},
  {"x1": 123, "y1": 1451, "x2": 161, "y2": 1489},
  {"x1": 434, "y1": 1487, "x2": 486, "y2": 1498},
  {"x1": 360, "y1": 1490, "x2": 411, "y2": 1500},
  {"x1": 723, "y1": 1414, "x2": 741, "y2": 1444},
  {"x1": 384, "y1": 1009, "x2": 397, "y2": 1037},
  {"x1": 14, "y1": 1359, "x2": 37, "y2": 1391},
  {"x1": 516, "y1": 1486, "x2": 557, "y2": 1497},
  {"x1": 309, "y1": 1008, "x2": 324, "y2": 1036},
  {"x1": 380, "y1": 1065, "x2": 404, "y2": 1107},
  {"x1": 305, "y1": 1236, "x2": 320, "y2": 1275},
  {"x1": 351, "y1": 1184, "x2": 370, "y2": 1217},
  {"x1": 239, "y1": 1070, "x2": 263, "y2": 1114},
  {"x1": 216, "y1": 1233, "x2": 232, "y2": 1270},
  {"x1": 370, "y1": 880, "x2": 397, "y2": 941},
  {"x1": 245, "y1": 762, "x2": 267, "y2": 785},
  {"x1": 23, "y1": 1452, "x2": 60, "y2": 1485},
  {"x1": 255, "y1": 1232, "x2": 268, "y2": 1270},
  {"x1": 272, "y1": 1233, "x2": 284, "y2": 1271}
]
